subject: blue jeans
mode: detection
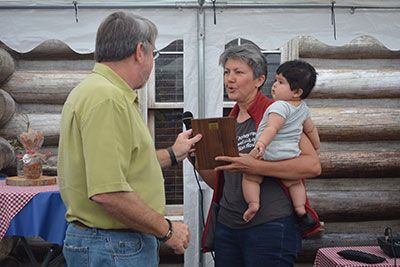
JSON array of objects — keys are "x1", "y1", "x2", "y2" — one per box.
[
  {"x1": 214, "y1": 215, "x2": 301, "y2": 267},
  {"x1": 63, "y1": 223, "x2": 160, "y2": 267}
]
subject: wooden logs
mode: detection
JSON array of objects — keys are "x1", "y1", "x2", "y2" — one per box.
[
  {"x1": 0, "y1": 136, "x2": 15, "y2": 170},
  {"x1": 0, "y1": 113, "x2": 60, "y2": 146},
  {"x1": 306, "y1": 98, "x2": 400, "y2": 109},
  {"x1": 299, "y1": 35, "x2": 400, "y2": 59},
  {"x1": 0, "y1": 48, "x2": 15, "y2": 85},
  {"x1": 3, "y1": 69, "x2": 399, "y2": 105},
  {"x1": 2, "y1": 70, "x2": 88, "y2": 104},
  {"x1": 311, "y1": 107, "x2": 400, "y2": 141},
  {"x1": 319, "y1": 151, "x2": 400, "y2": 178},
  {"x1": 307, "y1": 178, "x2": 400, "y2": 221},
  {"x1": 0, "y1": 108, "x2": 398, "y2": 145},
  {"x1": 0, "y1": 89, "x2": 15, "y2": 128},
  {"x1": 321, "y1": 220, "x2": 400, "y2": 237},
  {"x1": 37, "y1": 147, "x2": 400, "y2": 183},
  {"x1": 311, "y1": 69, "x2": 400, "y2": 99}
]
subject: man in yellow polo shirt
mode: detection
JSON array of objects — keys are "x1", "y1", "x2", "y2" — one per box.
[{"x1": 58, "y1": 11, "x2": 201, "y2": 267}]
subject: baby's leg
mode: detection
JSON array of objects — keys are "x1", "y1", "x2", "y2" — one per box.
[
  {"x1": 282, "y1": 180, "x2": 318, "y2": 233},
  {"x1": 242, "y1": 174, "x2": 263, "y2": 222},
  {"x1": 282, "y1": 180, "x2": 306, "y2": 216}
]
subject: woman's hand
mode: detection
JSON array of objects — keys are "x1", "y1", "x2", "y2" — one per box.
[{"x1": 214, "y1": 153, "x2": 258, "y2": 174}]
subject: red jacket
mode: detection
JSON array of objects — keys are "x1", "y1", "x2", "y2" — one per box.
[{"x1": 201, "y1": 91, "x2": 320, "y2": 253}]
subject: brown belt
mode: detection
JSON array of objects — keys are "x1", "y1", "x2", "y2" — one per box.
[{"x1": 71, "y1": 221, "x2": 132, "y2": 232}]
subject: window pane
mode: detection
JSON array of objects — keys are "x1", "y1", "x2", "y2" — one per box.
[
  {"x1": 155, "y1": 40, "x2": 183, "y2": 102},
  {"x1": 154, "y1": 109, "x2": 184, "y2": 204},
  {"x1": 261, "y1": 52, "x2": 281, "y2": 98},
  {"x1": 223, "y1": 107, "x2": 232, "y2": 117},
  {"x1": 162, "y1": 39, "x2": 183, "y2": 51}
]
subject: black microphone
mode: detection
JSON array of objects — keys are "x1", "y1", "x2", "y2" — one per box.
[
  {"x1": 182, "y1": 111, "x2": 193, "y2": 130},
  {"x1": 182, "y1": 111, "x2": 195, "y2": 165}
]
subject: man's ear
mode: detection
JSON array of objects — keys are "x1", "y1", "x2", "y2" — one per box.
[
  {"x1": 294, "y1": 88, "x2": 303, "y2": 98},
  {"x1": 134, "y1": 42, "x2": 145, "y2": 63}
]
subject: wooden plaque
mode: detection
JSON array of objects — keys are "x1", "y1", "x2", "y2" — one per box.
[
  {"x1": 5, "y1": 176, "x2": 57, "y2": 186},
  {"x1": 191, "y1": 117, "x2": 239, "y2": 170}
]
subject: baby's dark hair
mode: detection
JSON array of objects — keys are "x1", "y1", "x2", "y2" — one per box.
[{"x1": 276, "y1": 60, "x2": 317, "y2": 99}]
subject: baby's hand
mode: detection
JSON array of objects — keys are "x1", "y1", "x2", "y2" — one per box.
[
  {"x1": 249, "y1": 148, "x2": 258, "y2": 158},
  {"x1": 254, "y1": 141, "x2": 266, "y2": 159}
]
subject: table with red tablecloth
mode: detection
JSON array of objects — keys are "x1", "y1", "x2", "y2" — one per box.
[
  {"x1": 0, "y1": 179, "x2": 67, "y2": 266},
  {"x1": 313, "y1": 246, "x2": 399, "y2": 267},
  {"x1": 0, "y1": 179, "x2": 66, "y2": 244}
]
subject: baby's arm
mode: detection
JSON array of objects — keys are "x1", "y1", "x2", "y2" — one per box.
[
  {"x1": 253, "y1": 141, "x2": 266, "y2": 159},
  {"x1": 303, "y1": 117, "x2": 320, "y2": 154},
  {"x1": 256, "y1": 112, "x2": 285, "y2": 157}
]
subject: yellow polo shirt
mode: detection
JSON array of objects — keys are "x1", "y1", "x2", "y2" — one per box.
[{"x1": 58, "y1": 63, "x2": 165, "y2": 229}]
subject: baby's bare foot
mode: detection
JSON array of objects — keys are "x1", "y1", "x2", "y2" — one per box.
[{"x1": 243, "y1": 202, "x2": 260, "y2": 222}]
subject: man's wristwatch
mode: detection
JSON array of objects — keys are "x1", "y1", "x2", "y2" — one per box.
[{"x1": 157, "y1": 218, "x2": 173, "y2": 242}]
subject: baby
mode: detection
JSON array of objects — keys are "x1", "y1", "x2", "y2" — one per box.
[{"x1": 242, "y1": 60, "x2": 320, "y2": 232}]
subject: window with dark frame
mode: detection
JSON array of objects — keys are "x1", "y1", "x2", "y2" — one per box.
[{"x1": 153, "y1": 40, "x2": 184, "y2": 205}]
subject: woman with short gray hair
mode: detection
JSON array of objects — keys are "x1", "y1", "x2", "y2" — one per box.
[{"x1": 200, "y1": 43, "x2": 321, "y2": 266}]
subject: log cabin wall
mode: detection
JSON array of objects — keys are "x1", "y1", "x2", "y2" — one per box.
[
  {"x1": 0, "y1": 40, "x2": 93, "y2": 175},
  {"x1": 0, "y1": 36, "x2": 399, "y2": 263},
  {"x1": 292, "y1": 36, "x2": 400, "y2": 262}
]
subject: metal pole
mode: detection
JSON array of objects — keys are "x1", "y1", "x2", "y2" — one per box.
[
  {"x1": 197, "y1": 1, "x2": 206, "y2": 119},
  {"x1": 1, "y1": 2, "x2": 399, "y2": 10},
  {"x1": 197, "y1": 2, "x2": 206, "y2": 266}
]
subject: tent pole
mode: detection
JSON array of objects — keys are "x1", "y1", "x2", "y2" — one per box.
[
  {"x1": 197, "y1": 2, "x2": 206, "y2": 118},
  {"x1": 197, "y1": 2, "x2": 206, "y2": 266}
]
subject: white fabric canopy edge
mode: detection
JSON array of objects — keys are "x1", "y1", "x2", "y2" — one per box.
[
  {"x1": 1, "y1": 7, "x2": 399, "y2": 53},
  {"x1": 0, "y1": 8, "x2": 197, "y2": 54}
]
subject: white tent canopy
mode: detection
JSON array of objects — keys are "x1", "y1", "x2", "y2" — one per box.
[
  {"x1": 1, "y1": 1, "x2": 399, "y2": 266},
  {"x1": 1, "y1": 1, "x2": 399, "y2": 116},
  {"x1": 1, "y1": 1, "x2": 400, "y2": 53}
]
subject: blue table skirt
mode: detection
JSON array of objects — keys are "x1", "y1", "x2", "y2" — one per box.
[{"x1": 5, "y1": 190, "x2": 67, "y2": 245}]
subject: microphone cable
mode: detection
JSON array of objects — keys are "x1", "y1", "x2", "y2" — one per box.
[
  {"x1": 189, "y1": 159, "x2": 205, "y2": 229},
  {"x1": 183, "y1": 111, "x2": 215, "y2": 261},
  {"x1": 189, "y1": 159, "x2": 215, "y2": 261}
]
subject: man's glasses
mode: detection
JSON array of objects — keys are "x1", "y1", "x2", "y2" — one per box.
[{"x1": 153, "y1": 49, "x2": 160, "y2": 60}]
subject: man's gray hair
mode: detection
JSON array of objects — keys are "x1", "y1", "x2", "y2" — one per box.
[
  {"x1": 219, "y1": 43, "x2": 268, "y2": 80},
  {"x1": 95, "y1": 11, "x2": 158, "y2": 62}
]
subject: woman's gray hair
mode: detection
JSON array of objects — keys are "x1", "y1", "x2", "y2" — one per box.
[
  {"x1": 219, "y1": 43, "x2": 268, "y2": 81},
  {"x1": 95, "y1": 11, "x2": 158, "y2": 62}
]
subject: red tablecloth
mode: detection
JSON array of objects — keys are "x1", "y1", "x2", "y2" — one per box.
[
  {"x1": 0, "y1": 180, "x2": 59, "y2": 239},
  {"x1": 314, "y1": 246, "x2": 399, "y2": 267}
]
